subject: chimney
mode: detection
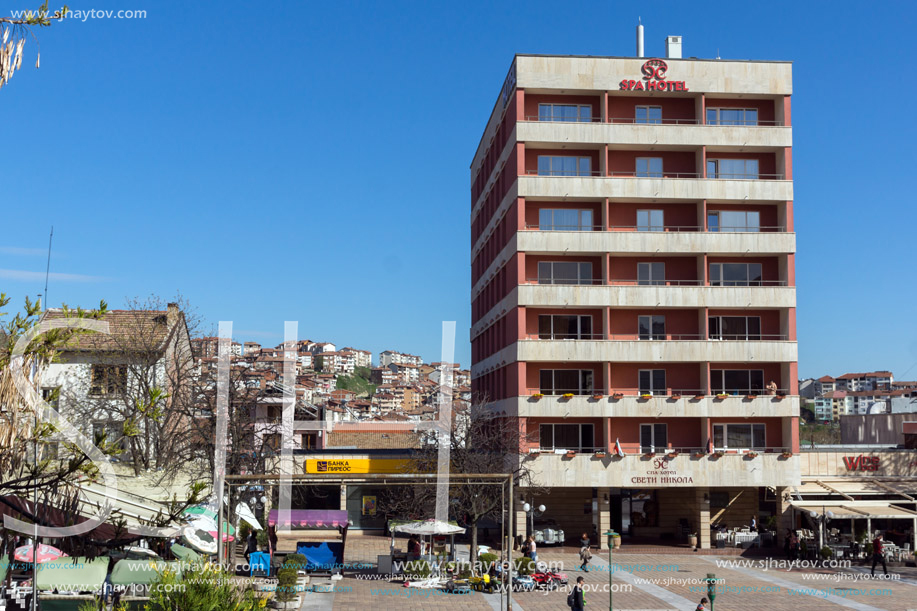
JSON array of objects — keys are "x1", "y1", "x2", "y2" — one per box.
[
  {"x1": 666, "y1": 35, "x2": 682, "y2": 59},
  {"x1": 636, "y1": 18, "x2": 644, "y2": 58}
]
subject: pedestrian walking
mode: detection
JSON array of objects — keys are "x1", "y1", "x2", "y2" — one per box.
[
  {"x1": 696, "y1": 596, "x2": 708, "y2": 611},
  {"x1": 567, "y1": 576, "x2": 586, "y2": 610},
  {"x1": 526, "y1": 535, "x2": 538, "y2": 562},
  {"x1": 579, "y1": 532, "x2": 592, "y2": 571},
  {"x1": 871, "y1": 532, "x2": 889, "y2": 577}
]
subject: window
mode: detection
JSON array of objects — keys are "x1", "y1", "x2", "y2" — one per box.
[
  {"x1": 41, "y1": 387, "x2": 61, "y2": 409},
  {"x1": 713, "y1": 423, "x2": 766, "y2": 449},
  {"x1": 708, "y1": 316, "x2": 761, "y2": 340},
  {"x1": 538, "y1": 103, "x2": 592, "y2": 122},
  {"x1": 638, "y1": 369, "x2": 666, "y2": 395},
  {"x1": 706, "y1": 107, "x2": 758, "y2": 126},
  {"x1": 638, "y1": 315, "x2": 666, "y2": 340},
  {"x1": 636, "y1": 157, "x2": 663, "y2": 177},
  {"x1": 538, "y1": 156, "x2": 592, "y2": 176},
  {"x1": 711, "y1": 369, "x2": 765, "y2": 394},
  {"x1": 539, "y1": 315, "x2": 593, "y2": 340},
  {"x1": 537, "y1": 261, "x2": 594, "y2": 285},
  {"x1": 709, "y1": 263, "x2": 763, "y2": 286},
  {"x1": 635, "y1": 106, "x2": 662, "y2": 124},
  {"x1": 540, "y1": 369, "x2": 594, "y2": 395},
  {"x1": 640, "y1": 423, "x2": 667, "y2": 452},
  {"x1": 538, "y1": 208, "x2": 594, "y2": 231},
  {"x1": 707, "y1": 210, "x2": 760, "y2": 232},
  {"x1": 92, "y1": 420, "x2": 126, "y2": 451},
  {"x1": 89, "y1": 365, "x2": 127, "y2": 396},
  {"x1": 636, "y1": 209, "x2": 664, "y2": 232},
  {"x1": 706, "y1": 158, "x2": 759, "y2": 179},
  {"x1": 539, "y1": 423, "x2": 595, "y2": 451},
  {"x1": 637, "y1": 262, "x2": 665, "y2": 286}
]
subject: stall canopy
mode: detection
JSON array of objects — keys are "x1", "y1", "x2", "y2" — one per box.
[
  {"x1": 792, "y1": 479, "x2": 917, "y2": 501},
  {"x1": 35, "y1": 557, "x2": 109, "y2": 592},
  {"x1": 393, "y1": 519, "x2": 465, "y2": 536},
  {"x1": 110, "y1": 559, "x2": 182, "y2": 585},
  {"x1": 268, "y1": 509, "x2": 348, "y2": 528},
  {"x1": 169, "y1": 543, "x2": 201, "y2": 563}
]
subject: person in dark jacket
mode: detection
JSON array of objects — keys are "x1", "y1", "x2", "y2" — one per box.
[
  {"x1": 571, "y1": 576, "x2": 586, "y2": 610},
  {"x1": 871, "y1": 532, "x2": 889, "y2": 577}
]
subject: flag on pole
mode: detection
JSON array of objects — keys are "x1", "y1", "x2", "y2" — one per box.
[{"x1": 614, "y1": 438, "x2": 626, "y2": 457}]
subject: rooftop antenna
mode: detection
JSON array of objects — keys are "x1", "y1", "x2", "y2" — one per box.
[
  {"x1": 43, "y1": 226, "x2": 53, "y2": 310},
  {"x1": 716, "y1": 48, "x2": 721, "y2": 59},
  {"x1": 636, "y1": 17, "x2": 645, "y2": 58}
]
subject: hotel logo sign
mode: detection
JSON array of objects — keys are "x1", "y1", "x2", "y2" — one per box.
[
  {"x1": 631, "y1": 456, "x2": 695, "y2": 485},
  {"x1": 620, "y1": 59, "x2": 689, "y2": 92}
]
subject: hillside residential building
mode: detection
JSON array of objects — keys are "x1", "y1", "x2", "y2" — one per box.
[{"x1": 470, "y1": 47, "x2": 798, "y2": 548}]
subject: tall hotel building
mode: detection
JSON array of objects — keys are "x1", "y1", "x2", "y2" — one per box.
[{"x1": 470, "y1": 40, "x2": 799, "y2": 549}]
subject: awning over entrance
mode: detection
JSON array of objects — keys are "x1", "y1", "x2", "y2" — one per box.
[
  {"x1": 788, "y1": 500, "x2": 917, "y2": 519},
  {"x1": 792, "y1": 478, "x2": 917, "y2": 501}
]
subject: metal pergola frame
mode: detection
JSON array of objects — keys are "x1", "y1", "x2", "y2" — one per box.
[{"x1": 222, "y1": 472, "x2": 516, "y2": 610}]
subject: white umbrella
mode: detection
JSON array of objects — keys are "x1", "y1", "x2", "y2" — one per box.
[{"x1": 393, "y1": 519, "x2": 465, "y2": 536}]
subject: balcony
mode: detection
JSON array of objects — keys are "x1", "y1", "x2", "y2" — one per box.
[
  {"x1": 517, "y1": 229, "x2": 796, "y2": 255},
  {"x1": 515, "y1": 283, "x2": 796, "y2": 309},
  {"x1": 516, "y1": 338, "x2": 797, "y2": 363},
  {"x1": 517, "y1": 175, "x2": 793, "y2": 202},
  {"x1": 517, "y1": 120, "x2": 792, "y2": 150},
  {"x1": 525, "y1": 447, "x2": 799, "y2": 488},
  {"x1": 501, "y1": 390, "x2": 798, "y2": 419}
]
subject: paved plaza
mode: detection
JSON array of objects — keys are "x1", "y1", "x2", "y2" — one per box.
[{"x1": 292, "y1": 534, "x2": 917, "y2": 611}]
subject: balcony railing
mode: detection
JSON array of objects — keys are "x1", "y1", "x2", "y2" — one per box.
[
  {"x1": 519, "y1": 116, "x2": 786, "y2": 127},
  {"x1": 523, "y1": 224, "x2": 788, "y2": 233},
  {"x1": 608, "y1": 171, "x2": 701, "y2": 179},
  {"x1": 524, "y1": 333, "x2": 790, "y2": 341},
  {"x1": 525, "y1": 388, "x2": 792, "y2": 398},
  {"x1": 706, "y1": 172, "x2": 785, "y2": 180},
  {"x1": 525, "y1": 278, "x2": 789, "y2": 287},
  {"x1": 526, "y1": 169, "x2": 603, "y2": 177}
]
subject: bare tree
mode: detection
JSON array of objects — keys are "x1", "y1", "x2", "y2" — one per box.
[{"x1": 380, "y1": 401, "x2": 540, "y2": 565}]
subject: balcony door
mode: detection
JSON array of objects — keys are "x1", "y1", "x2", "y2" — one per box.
[
  {"x1": 539, "y1": 314, "x2": 593, "y2": 340},
  {"x1": 538, "y1": 261, "x2": 593, "y2": 285},
  {"x1": 640, "y1": 423, "x2": 667, "y2": 453},
  {"x1": 638, "y1": 369, "x2": 666, "y2": 395}
]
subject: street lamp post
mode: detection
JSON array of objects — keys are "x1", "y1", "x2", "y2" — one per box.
[
  {"x1": 522, "y1": 502, "x2": 546, "y2": 538},
  {"x1": 604, "y1": 530, "x2": 617, "y2": 611}
]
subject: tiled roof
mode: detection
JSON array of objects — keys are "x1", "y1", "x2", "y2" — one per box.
[
  {"x1": 817, "y1": 375, "x2": 835, "y2": 382},
  {"x1": 43, "y1": 307, "x2": 184, "y2": 353},
  {"x1": 836, "y1": 371, "x2": 893, "y2": 379}
]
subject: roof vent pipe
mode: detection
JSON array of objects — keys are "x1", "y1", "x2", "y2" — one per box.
[{"x1": 636, "y1": 18, "x2": 644, "y2": 58}]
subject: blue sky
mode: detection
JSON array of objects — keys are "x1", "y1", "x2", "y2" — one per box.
[{"x1": 2, "y1": 0, "x2": 916, "y2": 379}]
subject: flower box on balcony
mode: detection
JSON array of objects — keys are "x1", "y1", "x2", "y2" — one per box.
[
  {"x1": 565, "y1": 450, "x2": 577, "y2": 458},
  {"x1": 644, "y1": 452, "x2": 656, "y2": 458},
  {"x1": 746, "y1": 451, "x2": 759, "y2": 459},
  {"x1": 667, "y1": 451, "x2": 679, "y2": 459},
  {"x1": 781, "y1": 451, "x2": 793, "y2": 459},
  {"x1": 611, "y1": 393, "x2": 624, "y2": 400},
  {"x1": 591, "y1": 394, "x2": 604, "y2": 400},
  {"x1": 594, "y1": 451, "x2": 607, "y2": 458},
  {"x1": 693, "y1": 452, "x2": 706, "y2": 458},
  {"x1": 531, "y1": 393, "x2": 544, "y2": 399},
  {"x1": 669, "y1": 394, "x2": 681, "y2": 400},
  {"x1": 776, "y1": 394, "x2": 787, "y2": 400},
  {"x1": 745, "y1": 394, "x2": 756, "y2": 400},
  {"x1": 693, "y1": 394, "x2": 705, "y2": 401},
  {"x1": 561, "y1": 393, "x2": 575, "y2": 400},
  {"x1": 715, "y1": 394, "x2": 729, "y2": 400},
  {"x1": 713, "y1": 451, "x2": 725, "y2": 458},
  {"x1": 639, "y1": 394, "x2": 653, "y2": 400}
]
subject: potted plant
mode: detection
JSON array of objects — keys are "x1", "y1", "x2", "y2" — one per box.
[
  {"x1": 667, "y1": 450, "x2": 679, "y2": 459},
  {"x1": 715, "y1": 393, "x2": 729, "y2": 400},
  {"x1": 528, "y1": 448, "x2": 541, "y2": 456},
  {"x1": 639, "y1": 393, "x2": 653, "y2": 400},
  {"x1": 713, "y1": 450, "x2": 725, "y2": 458},
  {"x1": 745, "y1": 393, "x2": 756, "y2": 400},
  {"x1": 531, "y1": 392, "x2": 544, "y2": 399},
  {"x1": 670, "y1": 392, "x2": 681, "y2": 400},
  {"x1": 591, "y1": 394, "x2": 604, "y2": 400},
  {"x1": 780, "y1": 451, "x2": 793, "y2": 458},
  {"x1": 644, "y1": 451, "x2": 656, "y2": 458},
  {"x1": 776, "y1": 393, "x2": 787, "y2": 399},
  {"x1": 565, "y1": 450, "x2": 577, "y2": 458},
  {"x1": 273, "y1": 567, "x2": 300, "y2": 609},
  {"x1": 611, "y1": 533, "x2": 622, "y2": 549},
  {"x1": 594, "y1": 450, "x2": 607, "y2": 457},
  {"x1": 693, "y1": 393, "x2": 705, "y2": 400},
  {"x1": 746, "y1": 451, "x2": 759, "y2": 459},
  {"x1": 693, "y1": 451, "x2": 706, "y2": 458},
  {"x1": 562, "y1": 392, "x2": 575, "y2": 399},
  {"x1": 612, "y1": 392, "x2": 624, "y2": 400},
  {"x1": 688, "y1": 533, "x2": 698, "y2": 548}
]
